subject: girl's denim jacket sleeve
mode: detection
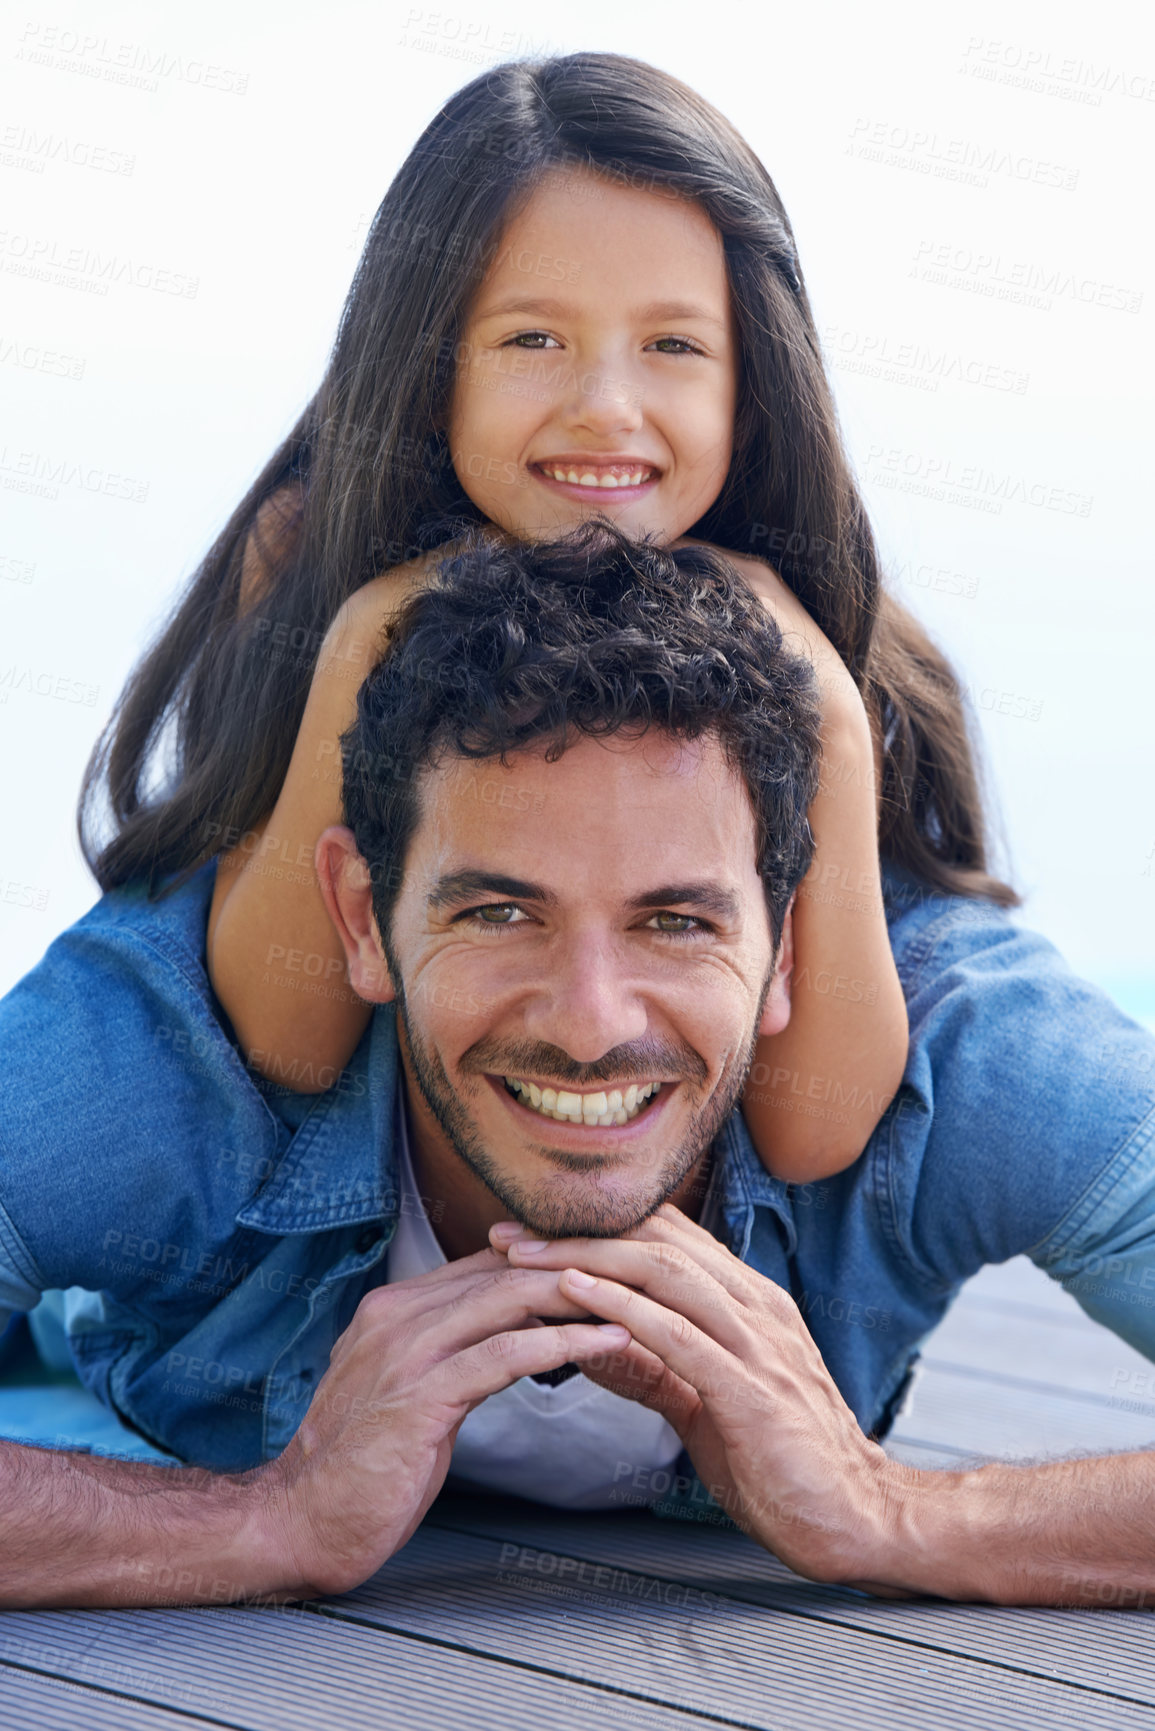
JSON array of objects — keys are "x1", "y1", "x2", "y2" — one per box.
[{"x1": 1, "y1": 863, "x2": 1153, "y2": 1473}]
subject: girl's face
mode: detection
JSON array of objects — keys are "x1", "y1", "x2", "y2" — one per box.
[{"x1": 448, "y1": 168, "x2": 738, "y2": 544}]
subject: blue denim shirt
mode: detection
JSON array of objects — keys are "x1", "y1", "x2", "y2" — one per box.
[{"x1": 1, "y1": 864, "x2": 1153, "y2": 1473}]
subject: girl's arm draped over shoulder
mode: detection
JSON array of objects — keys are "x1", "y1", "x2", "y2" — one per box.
[
  {"x1": 207, "y1": 502, "x2": 429, "y2": 1089},
  {"x1": 724, "y1": 551, "x2": 908, "y2": 1184}
]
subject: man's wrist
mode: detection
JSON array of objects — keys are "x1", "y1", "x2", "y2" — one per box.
[
  {"x1": 230, "y1": 1451, "x2": 342, "y2": 1603},
  {"x1": 839, "y1": 1460, "x2": 990, "y2": 1602},
  {"x1": 118, "y1": 1456, "x2": 327, "y2": 1609}
]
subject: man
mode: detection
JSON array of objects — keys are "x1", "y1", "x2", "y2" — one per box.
[{"x1": 1, "y1": 528, "x2": 1153, "y2": 1609}]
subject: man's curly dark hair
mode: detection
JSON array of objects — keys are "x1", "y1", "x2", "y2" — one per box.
[{"x1": 341, "y1": 523, "x2": 822, "y2": 953}]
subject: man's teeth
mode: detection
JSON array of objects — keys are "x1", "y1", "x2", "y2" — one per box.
[
  {"x1": 503, "y1": 1078, "x2": 661, "y2": 1126},
  {"x1": 540, "y1": 464, "x2": 655, "y2": 489}
]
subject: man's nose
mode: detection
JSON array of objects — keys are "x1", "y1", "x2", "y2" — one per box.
[{"x1": 521, "y1": 936, "x2": 648, "y2": 1064}]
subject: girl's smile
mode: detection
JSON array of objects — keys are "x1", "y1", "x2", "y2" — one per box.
[
  {"x1": 448, "y1": 167, "x2": 738, "y2": 545},
  {"x1": 530, "y1": 453, "x2": 662, "y2": 505}
]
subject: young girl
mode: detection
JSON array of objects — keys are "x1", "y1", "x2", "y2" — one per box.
[{"x1": 79, "y1": 54, "x2": 1011, "y2": 1185}]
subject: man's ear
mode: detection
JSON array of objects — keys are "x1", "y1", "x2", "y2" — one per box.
[
  {"x1": 758, "y1": 897, "x2": 795, "y2": 1039},
  {"x1": 314, "y1": 826, "x2": 396, "y2": 1005}
]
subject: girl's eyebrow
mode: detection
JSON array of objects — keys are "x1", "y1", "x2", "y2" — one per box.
[{"x1": 472, "y1": 294, "x2": 727, "y2": 326}]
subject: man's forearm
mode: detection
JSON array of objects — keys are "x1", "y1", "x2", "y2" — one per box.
[
  {"x1": 862, "y1": 1450, "x2": 1155, "y2": 1607},
  {"x1": 0, "y1": 1440, "x2": 302, "y2": 1609}
]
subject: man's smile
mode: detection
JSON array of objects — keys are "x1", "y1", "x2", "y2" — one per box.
[
  {"x1": 500, "y1": 1074, "x2": 663, "y2": 1125},
  {"x1": 481, "y1": 1071, "x2": 677, "y2": 1150}
]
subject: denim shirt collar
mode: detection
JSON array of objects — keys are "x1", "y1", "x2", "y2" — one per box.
[
  {"x1": 713, "y1": 1107, "x2": 798, "y2": 1260},
  {"x1": 235, "y1": 1007, "x2": 402, "y2": 1235},
  {"x1": 138, "y1": 864, "x2": 400, "y2": 1238}
]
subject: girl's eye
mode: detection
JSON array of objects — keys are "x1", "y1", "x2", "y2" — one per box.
[
  {"x1": 646, "y1": 911, "x2": 703, "y2": 938},
  {"x1": 505, "y1": 331, "x2": 561, "y2": 349},
  {"x1": 647, "y1": 336, "x2": 704, "y2": 356}
]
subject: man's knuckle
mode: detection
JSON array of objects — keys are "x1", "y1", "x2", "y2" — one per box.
[
  {"x1": 763, "y1": 1282, "x2": 800, "y2": 1323},
  {"x1": 669, "y1": 1312, "x2": 697, "y2": 1350},
  {"x1": 483, "y1": 1330, "x2": 520, "y2": 1364},
  {"x1": 655, "y1": 1244, "x2": 689, "y2": 1278},
  {"x1": 492, "y1": 1263, "x2": 528, "y2": 1294},
  {"x1": 356, "y1": 1288, "x2": 394, "y2": 1327}
]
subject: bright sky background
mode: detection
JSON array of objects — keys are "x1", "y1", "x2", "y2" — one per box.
[{"x1": 1, "y1": 0, "x2": 1152, "y2": 1018}]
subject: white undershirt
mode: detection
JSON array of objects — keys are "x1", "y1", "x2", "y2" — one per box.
[{"x1": 385, "y1": 1100, "x2": 720, "y2": 1510}]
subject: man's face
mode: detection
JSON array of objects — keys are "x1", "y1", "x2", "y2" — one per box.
[{"x1": 375, "y1": 731, "x2": 788, "y2": 1239}]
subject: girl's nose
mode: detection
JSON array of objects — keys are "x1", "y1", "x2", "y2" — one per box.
[{"x1": 556, "y1": 363, "x2": 645, "y2": 439}]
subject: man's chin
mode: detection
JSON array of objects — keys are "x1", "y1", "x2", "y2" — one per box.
[
  {"x1": 472, "y1": 1116, "x2": 708, "y2": 1239},
  {"x1": 493, "y1": 1180, "x2": 675, "y2": 1242}
]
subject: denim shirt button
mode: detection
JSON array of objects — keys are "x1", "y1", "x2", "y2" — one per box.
[{"x1": 355, "y1": 1226, "x2": 378, "y2": 1254}]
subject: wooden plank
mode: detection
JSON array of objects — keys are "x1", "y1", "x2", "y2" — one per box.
[
  {"x1": 956, "y1": 1258, "x2": 1103, "y2": 1321},
  {"x1": 0, "y1": 1663, "x2": 227, "y2": 1731},
  {"x1": 959, "y1": 1258, "x2": 1083, "y2": 1311},
  {"x1": 883, "y1": 1438, "x2": 968, "y2": 1469},
  {"x1": 328, "y1": 1518, "x2": 1155, "y2": 1729},
  {"x1": 425, "y1": 1493, "x2": 1155, "y2": 1706},
  {"x1": 921, "y1": 1306, "x2": 1155, "y2": 1402},
  {"x1": 881, "y1": 1253, "x2": 1155, "y2": 1464},
  {"x1": 0, "y1": 1607, "x2": 718, "y2": 1731},
  {"x1": 892, "y1": 1362, "x2": 1155, "y2": 1459}
]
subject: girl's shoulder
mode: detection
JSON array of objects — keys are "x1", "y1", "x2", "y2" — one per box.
[
  {"x1": 673, "y1": 536, "x2": 781, "y2": 595},
  {"x1": 331, "y1": 535, "x2": 484, "y2": 644}
]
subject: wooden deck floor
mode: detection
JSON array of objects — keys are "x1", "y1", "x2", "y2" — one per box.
[{"x1": 3, "y1": 1256, "x2": 1154, "y2": 1730}]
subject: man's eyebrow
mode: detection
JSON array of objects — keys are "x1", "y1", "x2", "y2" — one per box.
[
  {"x1": 472, "y1": 295, "x2": 727, "y2": 327},
  {"x1": 427, "y1": 871, "x2": 558, "y2": 911},
  {"x1": 626, "y1": 884, "x2": 741, "y2": 921}
]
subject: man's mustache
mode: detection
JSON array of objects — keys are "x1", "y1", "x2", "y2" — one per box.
[{"x1": 460, "y1": 1034, "x2": 708, "y2": 1089}]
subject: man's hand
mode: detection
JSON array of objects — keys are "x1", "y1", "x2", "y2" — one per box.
[
  {"x1": 496, "y1": 1208, "x2": 1155, "y2": 1607},
  {"x1": 493, "y1": 1206, "x2": 919, "y2": 1593},
  {"x1": 262, "y1": 1249, "x2": 628, "y2": 1596}
]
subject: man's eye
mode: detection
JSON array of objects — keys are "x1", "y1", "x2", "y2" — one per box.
[
  {"x1": 471, "y1": 904, "x2": 526, "y2": 926},
  {"x1": 646, "y1": 911, "x2": 701, "y2": 937}
]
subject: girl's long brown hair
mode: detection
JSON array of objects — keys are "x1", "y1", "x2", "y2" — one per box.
[{"x1": 80, "y1": 52, "x2": 1015, "y2": 906}]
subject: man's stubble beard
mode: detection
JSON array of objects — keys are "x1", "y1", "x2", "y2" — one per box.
[{"x1": 391, "y1": 978, "x2": 771, "y2": 1240}]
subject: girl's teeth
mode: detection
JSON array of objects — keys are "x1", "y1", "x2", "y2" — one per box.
[{"x1": 543, "y1": 465, "x2": 652, "y2": 489}]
